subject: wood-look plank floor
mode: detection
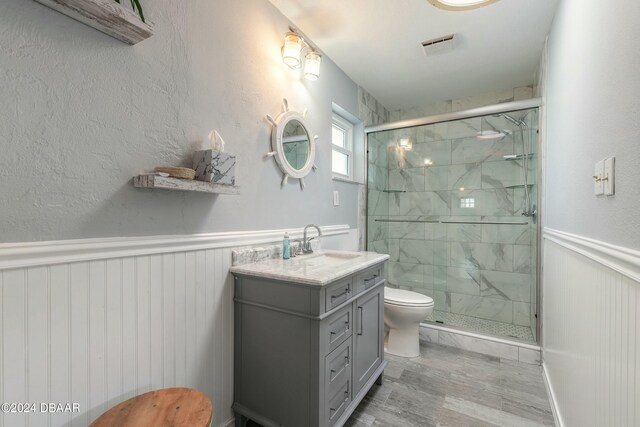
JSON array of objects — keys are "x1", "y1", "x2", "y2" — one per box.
[
  {"x1": 346, "y1": 343, "x2": 555, "y2": 427},
  {"x1": 246, "y1": 342, "x2": 555, "y2": 427}
]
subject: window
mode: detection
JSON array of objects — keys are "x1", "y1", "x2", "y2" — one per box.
[
  {"x1": 331, "y1": 113, "x2": 354, "y2": 179},
  {"x1": 460, "y1": 198, "x2": 475, "y2": 208}
]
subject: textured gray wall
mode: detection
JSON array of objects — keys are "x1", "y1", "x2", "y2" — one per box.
[
  {"x1": 544, "y1": 0, "x2": 640, "y2": 249},
  {"x1": 0, "y1": 0, "x2": 360, "y2": 243}
]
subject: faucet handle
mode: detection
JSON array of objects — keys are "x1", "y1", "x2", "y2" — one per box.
[
  {"x1": 291, "y1": 239, "x2": 303, "y2": 256},
  {"x1": 303, "y1": 237, "x2": 319, "y2": 253}
]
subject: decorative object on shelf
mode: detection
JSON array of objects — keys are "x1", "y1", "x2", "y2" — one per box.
[
  {"x1": 33, "y1": 0, "x2": 154, "y2": 45},
  {"x1": 281, "y1": 27, "x2": 323, "y2": 81},
  {"x1": 192, "y1": 130, "x2": 236, "y2": 185},
  {"x1": 133, "y1": 175, "x2": 239, "y2": 194},
  {"x1": 154, "y1": 166, "x2": 196, "y2": 180},
  {"x1": 266, "y1": 99, "x2": 318, "y2": 190},
  {"x1": 113, "y1": 0, "x2": 145, "y2": 22}
]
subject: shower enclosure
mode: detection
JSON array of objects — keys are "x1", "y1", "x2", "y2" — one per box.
[{"x1": 366, "y1": 101, "x2": 540, "y2": 343}]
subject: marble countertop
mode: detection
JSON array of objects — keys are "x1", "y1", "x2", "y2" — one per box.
[{"x1": 229, "y1": 250, "x2": 389, "y2": 286}]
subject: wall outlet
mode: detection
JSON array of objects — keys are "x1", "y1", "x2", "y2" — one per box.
[
  {"x1": 333, "y1": 190, "x2": 340, "y2": 206},
  {"x1": 594, "y1": 160, "x2": 604, "y2": 196},
  {"x1": 604, "y1": 157, "x2": 615, "y2": 196}
]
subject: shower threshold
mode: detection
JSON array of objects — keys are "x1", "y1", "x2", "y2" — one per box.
[{"x1": 424, "y1": 310, "x2": 535, "y2": 342}]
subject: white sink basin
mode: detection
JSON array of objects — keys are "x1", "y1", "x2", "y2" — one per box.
[{"x1": 294, "y1": 251, "x2": 361, "y2": 268}]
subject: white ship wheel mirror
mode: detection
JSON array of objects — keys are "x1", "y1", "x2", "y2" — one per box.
[{"x1": 266, "y1": 99, "x2": 318, "y2": 190}]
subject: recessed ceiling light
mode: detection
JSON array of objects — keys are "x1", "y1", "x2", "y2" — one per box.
[{"x1": 428, "y1": 0, "x2": 499, "y2": 11}]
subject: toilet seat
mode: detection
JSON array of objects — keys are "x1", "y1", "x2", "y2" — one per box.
[{"x1": 384, "y1": 287, "x2": 434, "y2": 308}]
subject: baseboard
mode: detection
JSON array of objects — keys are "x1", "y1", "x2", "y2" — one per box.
[{"x1": 542, "y1": 362, "x2": 563, "y2": 427}]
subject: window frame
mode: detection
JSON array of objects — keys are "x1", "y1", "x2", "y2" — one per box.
[{"x1": 331, "y1": 113, "x2": 355, "y2": 180}]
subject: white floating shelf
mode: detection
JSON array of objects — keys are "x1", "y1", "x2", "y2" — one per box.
[
  {"x1": 133, "y1": 175, "x2": 240, "y2": 195},
  {"x1": 33, "y1": 0, "x2": 154, "y2": 45}
]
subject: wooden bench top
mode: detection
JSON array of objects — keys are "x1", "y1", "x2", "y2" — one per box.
[{"x1": 90, "y1": 387, "x2": 212, "y2": 427}]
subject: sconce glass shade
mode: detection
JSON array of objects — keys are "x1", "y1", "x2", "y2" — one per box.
[
  {"x1": 282, "y1": 32, "x2": 303, "y2": 68},
  {"x1": 304, "y1": 51, "x2": 322, "y2": 81}
]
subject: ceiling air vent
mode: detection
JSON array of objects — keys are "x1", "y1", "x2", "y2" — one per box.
[{"x1": 421, "y1": 34, "x2": 455, "y2": 55}]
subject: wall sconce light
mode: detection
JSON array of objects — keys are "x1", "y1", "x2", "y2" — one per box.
[
  {"x1": 282, "y1": 32, "x2": 303, "y2": 68},
  {"x1": 304, "y1": 51, "x2": 322, "y2": 81},
  {"x1": 281, "y1": 29, "x2": 322, "y2": 80}
]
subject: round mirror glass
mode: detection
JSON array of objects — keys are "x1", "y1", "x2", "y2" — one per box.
[{"x1": 282, "y1": 119, "x2": 310, "y2": 171}]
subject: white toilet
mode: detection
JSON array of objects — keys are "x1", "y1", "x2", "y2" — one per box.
[{"x1": 384, "y1": 287, "x2": 434, "y2": 358}]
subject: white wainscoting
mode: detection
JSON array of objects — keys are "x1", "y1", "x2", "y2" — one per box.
[
  {"x1": 543, "y1": 228, "x2": 640, "y2": 427},
  {"x1": 0, "y1": 225, "x2": 353, "y2": 427}
]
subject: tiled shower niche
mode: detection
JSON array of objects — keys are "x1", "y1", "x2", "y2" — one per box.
[{"x1": 367, "y1": 108, "x2": 539, "y2": 342}]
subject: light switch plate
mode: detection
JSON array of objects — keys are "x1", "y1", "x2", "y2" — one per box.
[
  {"x1": 333, "y1": 190, "x2": 340, "y2": 206},
  {"x1": 594, "y1": 160, "x2": 604, "y2": 195},
  {"x1": 604, "y1": 157, "x2": 615, "y2": 196}
]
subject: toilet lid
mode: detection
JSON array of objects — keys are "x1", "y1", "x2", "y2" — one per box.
[{"x1": 384, "y1": 287, "x2": 434, "y2": 307}]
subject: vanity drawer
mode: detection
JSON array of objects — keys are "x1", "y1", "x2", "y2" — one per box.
[
  {"x1": 324, "y1": 304, "x2": 353, "y2": 354},
  {"x1": 355, "y1": 263, "x2": 385, "y2": 293},
  {"x1": 324, "y1": 278, "x2": 353, "y2": 312},
  {"x1": 326, "y1": 376, "x2": 351, "y2": 427},
  {"x1": 325, "y1": 338, "x2": 352, "y2": 400}
]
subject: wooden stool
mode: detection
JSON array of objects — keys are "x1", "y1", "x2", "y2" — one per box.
[{"x1": 91, "y1": 388, "x2": 212, "y2": 427}]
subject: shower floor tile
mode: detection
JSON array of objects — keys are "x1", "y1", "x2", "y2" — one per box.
[{"x1": 425, "y1": 310, "x2": 535, "y2": 342}]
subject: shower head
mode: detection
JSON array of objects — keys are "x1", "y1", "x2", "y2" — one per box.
[
  {"x1": 493, "y1": 113, "x2": 524, "y2": 127},
  {"x1": 476, "y1": 130, "x2": 505, "y2": 140},
  {"x1": 476, "y1": 129, "x2": 512, "y2": 141}
]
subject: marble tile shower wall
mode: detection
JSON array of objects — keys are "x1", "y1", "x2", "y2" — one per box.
[
  {"x1": 358, "y1": 86, "x2": 391, "y2": 127},
  {"x1": 359, "y1": 86, "x2": 391, "y2": 250},
  {"x1": 367, "y1": 113, "x2": 539, "y2": 334},
  {"x1": 367, "y1": 130, "x2": 390, "y2": 254}
]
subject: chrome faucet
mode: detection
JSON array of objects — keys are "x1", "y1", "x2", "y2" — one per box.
[{"x1": 302, "y1": 224, "x2": 322, "y2": 254}]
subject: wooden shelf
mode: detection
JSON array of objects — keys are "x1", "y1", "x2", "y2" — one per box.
[
  {"x1": 133, "y1": 175, "x2": 240, "y2": 195},
  {"x1": 34, "y1": 0, "x2": 154, "y2": 45}
]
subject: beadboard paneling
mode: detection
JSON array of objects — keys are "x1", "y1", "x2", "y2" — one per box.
[
  {"x1": 1, "y1": 251, "x2": 233, "y2": 427},
  {"x1": 0, "y1": 225, "x2": 353, "y2": 427},
  {"x1": 543, "y1": 229, "x2": 640, "y2": 427}
]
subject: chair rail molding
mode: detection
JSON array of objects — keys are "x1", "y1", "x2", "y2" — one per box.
[
  {"x1": 544, "y1": 228, "x2": 640, "y2": 283},
  {"x1": 0, "y1": 224, "x2": 350, "y2": 270}
]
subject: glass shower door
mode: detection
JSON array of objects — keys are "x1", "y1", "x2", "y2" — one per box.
[{"x1": 367, "y1": 108, "x2": 539, "y2": 342}]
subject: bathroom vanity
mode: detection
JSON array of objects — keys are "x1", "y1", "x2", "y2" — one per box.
[{"x1": 230, "y1": 250, "x2": 389, "y2": 427}]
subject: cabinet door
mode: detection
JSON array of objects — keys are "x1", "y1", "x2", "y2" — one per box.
[{"x1": 353, "y1": 286, "x2": 383, "y2": 395}]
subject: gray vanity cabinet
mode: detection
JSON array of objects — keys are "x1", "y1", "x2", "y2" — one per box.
[
  {"x1": 232, "y1": 261, "x2": 387, "y2": 427},
  {"x1": 353, "y1": 286, "x2": 383, "y2": 395}
]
